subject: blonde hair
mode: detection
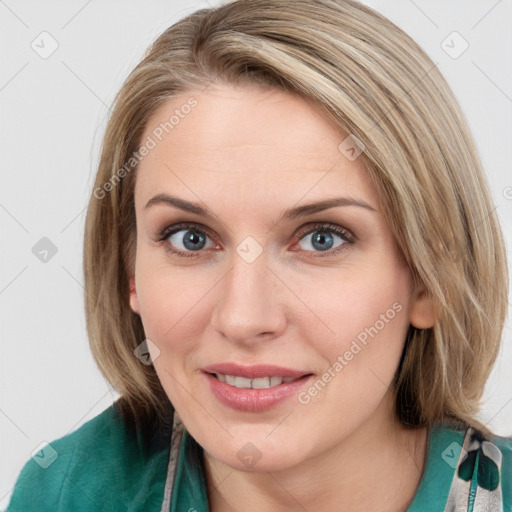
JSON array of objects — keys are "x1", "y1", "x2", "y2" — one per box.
[{"x1": 83, "y1": 0, "x2": 508, "y2": 434}]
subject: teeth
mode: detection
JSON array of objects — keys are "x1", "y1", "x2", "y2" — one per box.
[{"x1": 214, "y1": 374, "x2": 300, "y2": 389}]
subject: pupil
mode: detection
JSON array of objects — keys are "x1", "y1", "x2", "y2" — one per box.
[
  {"x1": 183, "y1": 230, "x2": 206, "y2": 251},
  {"x1": 312, "y1": 231, "x2": 333, "y2": 251}
]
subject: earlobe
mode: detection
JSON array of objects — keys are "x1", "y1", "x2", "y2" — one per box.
[
  {"x1": 409, "y1": 284, "x2": 437, "y2": 329},
  {"x1": 129, "y1": 276, "x2": 140, "y2": 315}
]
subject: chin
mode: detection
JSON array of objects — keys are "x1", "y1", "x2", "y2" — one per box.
[
  {"x1": 202, "y1": 433, "x2": 311, "y2": 474},
  {"x1": 221, "y1": 451, "x2": 303, "y2": 474}
]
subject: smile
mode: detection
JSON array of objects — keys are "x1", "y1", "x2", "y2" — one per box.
[{"x1": 201, "y1": 363, "x2": 314, "y2": 412}]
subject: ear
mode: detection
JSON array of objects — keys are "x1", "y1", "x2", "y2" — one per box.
[
  {"x1": 409, "y1": 283, "x2": 437, "y2": 329},
  {"x1": 129, "y1": 276, "x2": 140, "y2": 315}
]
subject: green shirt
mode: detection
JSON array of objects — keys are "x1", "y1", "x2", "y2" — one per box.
[{"x1": 6, "y1": 403, "x2": 512, "y2": 511}]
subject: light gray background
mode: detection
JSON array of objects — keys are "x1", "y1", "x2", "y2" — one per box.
[{"x1": 1, "y1": 0, "x2": 511, "y2": 507}]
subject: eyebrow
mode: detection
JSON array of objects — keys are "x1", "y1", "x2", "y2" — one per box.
[{"x1": 144, "y1": 193, "x2": 376, "y2": 221}]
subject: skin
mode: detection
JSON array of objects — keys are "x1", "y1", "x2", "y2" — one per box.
[{"x1": 129, "y1": 82, "x2": 436, "y2": 511}]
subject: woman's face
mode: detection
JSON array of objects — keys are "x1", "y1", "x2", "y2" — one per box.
[{"x1": 129, "y1": 82, "x2": 432, "y2": 472}]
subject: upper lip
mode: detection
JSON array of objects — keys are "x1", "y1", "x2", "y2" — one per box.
[{"x1": 202, "y1": 363, "x2": 312, "y2": 379}]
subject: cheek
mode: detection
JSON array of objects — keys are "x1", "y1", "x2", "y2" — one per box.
[
  {"x1": 134, "y1": 266, "x2": 212, "y2": 407},
  {"x1": 291, "y1": 267, "x2": 411, "y2": 434},
  {"x1": 134, "y1": 259, "x2": 215, "y2": 359},
  {"x1": 302, "y1": 262, "x2": 412, "y2": 401},
  {"x1": 302, "y1": 260, "x2": 410, "y2": 342}
]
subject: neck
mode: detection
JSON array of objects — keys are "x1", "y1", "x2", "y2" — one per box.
[{"x1": 203, "y1": 394, "x2": 428, "y2": 512}]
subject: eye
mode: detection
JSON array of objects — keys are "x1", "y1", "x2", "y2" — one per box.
[
  {"x1": 158, "y1": 223, "x2": 217, "y2": 258},
  {"x1": 294, "y1": 223, "x2": 354, "y2": 256}
]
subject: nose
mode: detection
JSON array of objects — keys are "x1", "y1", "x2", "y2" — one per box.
[{"x1": 210, "y1": 249, "x2": 287, "y2": 346}]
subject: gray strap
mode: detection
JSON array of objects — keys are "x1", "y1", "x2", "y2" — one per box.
[{"x1": 160, "y1": 412, "x2": 184, "y2": 512}]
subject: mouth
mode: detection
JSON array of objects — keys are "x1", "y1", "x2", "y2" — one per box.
[{"x1": 201, "y1": 363, "x2": 314, "y2": 412}]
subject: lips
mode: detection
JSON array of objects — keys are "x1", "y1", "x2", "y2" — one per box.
[{"x1": 201, "y1": 363, "x2": 314, "y2": 412}]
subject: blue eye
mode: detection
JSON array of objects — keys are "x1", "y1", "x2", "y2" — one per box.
[
  {"x1": 297, "y1": 227, "x2": 349, "y2": 252},
  {"x1": 161, "y1": 225, "x2": 215, "y2": 257}
]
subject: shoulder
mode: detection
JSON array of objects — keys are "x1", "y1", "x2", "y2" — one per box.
[
  {"x1": 439, "y1": 424, "x2": 512, "y2": 511},
  {"x1": 409, "y1": 423, "x2": 512, "y2": 511},
  {"x1": 6, "y1": 401, "x2": 172, "y2": 512}
]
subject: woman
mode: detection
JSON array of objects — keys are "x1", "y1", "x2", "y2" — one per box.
[{"x1": 7, "y1": 0, "x2": 511, "y2": 510}]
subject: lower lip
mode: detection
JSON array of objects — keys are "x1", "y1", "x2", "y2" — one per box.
[{"x1": 203, "y1": 372, "x2": 313, "y2": 412}]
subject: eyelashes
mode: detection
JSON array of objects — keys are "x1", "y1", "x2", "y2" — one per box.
[{"x1": 156, "y1": 221, "x2": 355, "y2": 259}]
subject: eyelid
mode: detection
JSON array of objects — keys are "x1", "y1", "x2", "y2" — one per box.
[
  {"x1": 157, "y1": 221, "x2": 215, "y2": 241},
  {"x1": 295, "y1": 222, "x2": 355, "y2": 243}
]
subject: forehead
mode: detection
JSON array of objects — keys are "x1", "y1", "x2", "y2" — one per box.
[{"x1": 134, "y1": 82, "x2": 376, "y2": 211}]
